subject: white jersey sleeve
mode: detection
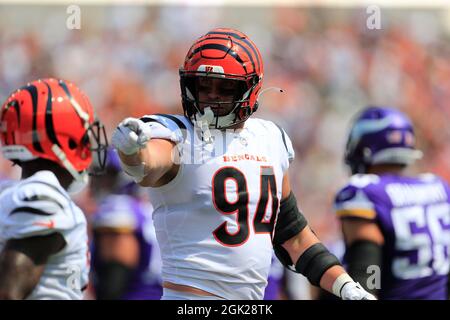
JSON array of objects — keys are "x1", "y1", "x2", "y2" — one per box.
[
  {"x1": 276, "y1": 125, "x2": 295, "y2": 172},
  {"x1": 139, "y1": 114, "x2": 190, "y2": 143},
  {"x1": 1, "y1": 175, "x2": 76, "y2": 240},
  {"x1": 258, "y1": 120, "x2": 295, "y2": 173}
]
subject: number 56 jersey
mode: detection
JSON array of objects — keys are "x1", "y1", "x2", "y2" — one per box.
[
  {"x1": 143, "y1": 114, "x2": 295, "y2": 300},
  {"x1": 334, "y1": 173, "x2": 450, "y2": 300}
]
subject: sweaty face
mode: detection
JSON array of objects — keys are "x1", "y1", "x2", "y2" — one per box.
[{"x1": 196, "y1": 77, "x2": 240, "y2": 116}]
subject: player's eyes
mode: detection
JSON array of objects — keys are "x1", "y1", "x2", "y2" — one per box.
[{"x1": 197, "y1": 79, "x2": 236, "y2": 97}]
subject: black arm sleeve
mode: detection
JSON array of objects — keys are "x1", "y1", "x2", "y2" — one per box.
[
  {"x1": 273, "y1": 192, "x2": 308, "y2": 245},
  {"x1": 294, "y1": 243, "x2": 341, "y2": 286},
  {"x1": 272, "y1": 192, "x2": 308, "y2": 269},
  {"x1": 345, "y1": 240, "x2": 382, "y2": 295}
]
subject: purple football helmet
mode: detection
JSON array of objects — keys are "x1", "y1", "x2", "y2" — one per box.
[
  {"x1": 106, "y1": 148, "x2": 139, "y2": 195},
  {"x1": 90, "y1": 147, "x2": 138, "y2": 197},
  {"x1": 105, "y1": 147, "x2": 122, "y2": 172},
  {"x1": 345, "y1": 106, "x2": 423, "y2": 174}
]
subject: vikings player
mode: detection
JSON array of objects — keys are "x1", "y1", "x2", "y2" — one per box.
[
  {"x1": 90, "y1": 149, "x2": 162, "y2": 300},
  {"x1": 335, "y1": 106, "x2": 450, "y2": 299}
]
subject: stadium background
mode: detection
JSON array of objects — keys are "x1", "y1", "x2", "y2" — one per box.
[{"x1": 0, "y1": 0, "x2": 449, "y2": 298}]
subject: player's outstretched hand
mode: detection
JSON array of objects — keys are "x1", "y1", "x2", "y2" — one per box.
[
  {"x1": 112, "y1": 117, "x2": 152, "y2": 155},
  {"x1": 340, "y1": 282, "x2": 377, "y2": 300}
]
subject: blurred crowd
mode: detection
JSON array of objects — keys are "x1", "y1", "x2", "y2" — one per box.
[{"x1": 1, "y1": 5, "x2": 449, "y2": 244}]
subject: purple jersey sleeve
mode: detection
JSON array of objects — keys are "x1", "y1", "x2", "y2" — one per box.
[{"x1": 334, "y1": 174, "x2": 380, "y2": 221}]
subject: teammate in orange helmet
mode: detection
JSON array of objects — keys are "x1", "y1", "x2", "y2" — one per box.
[{"x1": 0, "y1": 78, "x2": 107, "y2": 299}]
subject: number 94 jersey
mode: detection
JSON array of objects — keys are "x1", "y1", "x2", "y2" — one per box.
[
  {"x1": 334, "y1": 173, "x2": 450, "y2": 300},
  {"x1": 144, "y1": 114, "x2": 294, "y2": 300}
]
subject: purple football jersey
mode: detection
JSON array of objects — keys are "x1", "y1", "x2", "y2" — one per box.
[
  {"x1": 264, "y1": 256, "x2": 285, "y2": 300},
  {"x1": 91, "y1": 194, "x2": 163, "y2": 300},
  {"x1": 335, "y1": 173, "x2": 450, "y2": 300}
]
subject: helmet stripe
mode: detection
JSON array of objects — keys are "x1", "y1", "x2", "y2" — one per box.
[
  {"x1": 1, "y1": 111, "x2": 7, "y2": 144},
  {"x1": 20, "y1": 84, "x2": 44, "y2": 153},
  {"x1": 1, "y1": 100, "x2": 20, "y2": 126},
  {"x1": 199, "y1": 36, "x2": 256, "y2": 73},
  {"x1": 189, "y1": 43, "x2": 247, "y2": 73},
  {"x1": 11, "y1": 100, "x2": 20, "y2": 127},
  {"x1": 206, "y1": 31, "x2": 261, "y2": 72},
  {"x1": 58, "y1": 80, "x2": 73, "y2": 100},
  {"x1": 3, "y1": 100, "x2": 21, "y2": 145},
  {"x1": 58, "y1": 80, "x2": 90, "y2": 125},
  {"x1": 43, "y1": 80, "x2": 61, "y2": 147},
  {"x1": 6, "y1": 100, "x2": 21, "y2": 126}
]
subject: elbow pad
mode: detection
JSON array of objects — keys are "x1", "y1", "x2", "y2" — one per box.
[
  {"x1": 273, "y1": 192, "x2": 308, "y2": 245},
  {"x1": 272, "y1": 192, "x2": 308, "y2": 272},
  {"x1": 294, "y1": 243, "x2": 341, "y2": 286},
  {"x1": 274, "y1": 243, "x2": 341, "y2": 287}
]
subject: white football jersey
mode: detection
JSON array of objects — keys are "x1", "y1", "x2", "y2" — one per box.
[
  {"x1": 143, "y1": 114, "x2": 294, "y2": 300},
  {"x1": 0, "y1": 171, "x2": 89, "y2": 300}
]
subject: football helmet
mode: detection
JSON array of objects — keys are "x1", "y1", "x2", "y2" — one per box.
[
  {"x1": 0, "y1": 78, "x2": 108, "y2": 184},
  {"x1": 179, "y1": 27, "x2": 264, "y2": 129},
  {"x1": 345, "y1": 106, "x2": 423, "y2": 174}
]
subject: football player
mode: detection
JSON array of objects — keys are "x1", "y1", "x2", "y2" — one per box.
[
  {"x1": 0, "y1": 78, "x2": 107, "y2": 299},
  {"x1": 335, "y1": 106, "x2": 450, "y2": 299},
  {"x1": 112, "y1": 28, "x2": 374, "y2": 300},
  {"x1": 90, "y1": 148, "x2": 163, "y2": 300}
]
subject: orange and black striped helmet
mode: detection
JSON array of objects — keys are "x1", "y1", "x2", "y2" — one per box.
[
  {"x1": 179, "y1": 28, "x2": 264, "y2": 129},
  {"x1": 0, "y1": 78, "x2": 108, "y2": 178}
]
